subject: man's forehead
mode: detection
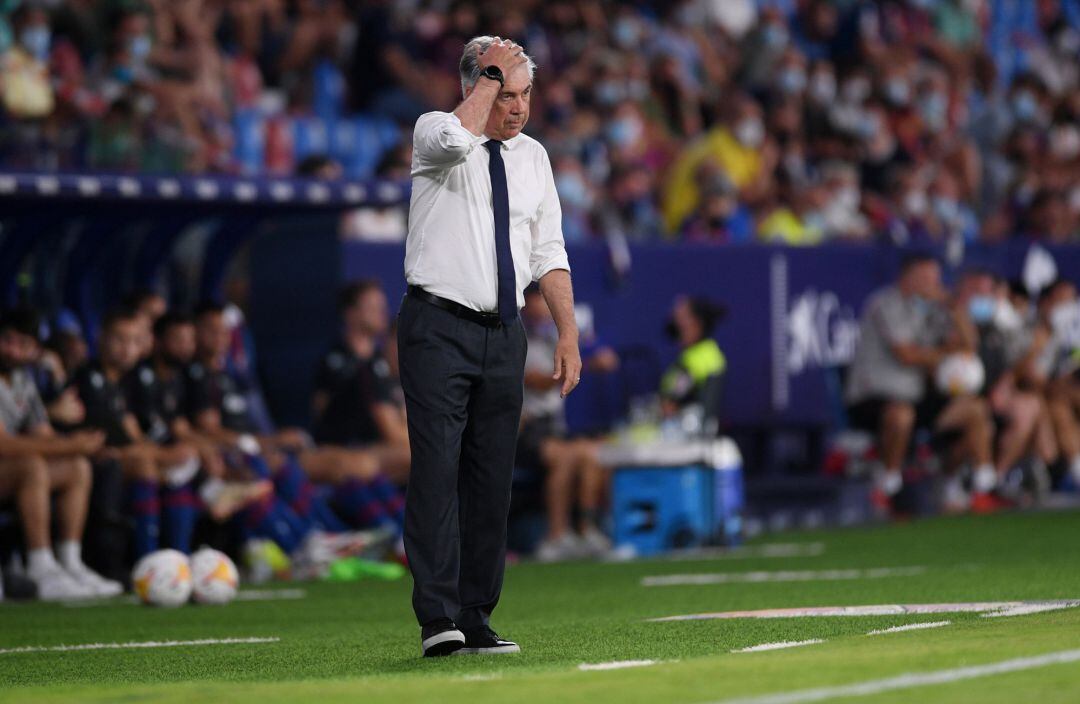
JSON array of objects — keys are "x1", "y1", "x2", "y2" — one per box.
[{"x1": 503, "y1": 65, "x2": 533, "y2": 92}]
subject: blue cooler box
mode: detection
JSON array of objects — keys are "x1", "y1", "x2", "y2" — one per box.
[{"x1": 611, "y1": 439, "x2": 743, "y2": 556}]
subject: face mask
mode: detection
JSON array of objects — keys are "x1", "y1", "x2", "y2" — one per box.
[
  {"x1": 607, "y1": 115, "x2": 643, "y2": 147},
  {"x1": 1050, "y1": 301, "x2": 1080, "y2": 339},
  {"x1": 130, "y1": 35, "x2": 152, "y2": 62},
  {"x1": 809, "y1": 72, "x2": 836, "y2": 103},
  {"x1": 1012, "y1": 91, "x2": 1040, "y2": 123},
  {"x1": 555, "y1": 172, "x2": 591, "y2": 210},
  {"x1": 612, "y1": 17, "x2": 640, "y2": 48},
  {"x1": 595, "y1": 80, "x2": 624, "y2": 106},
  {"x1": 777, "y1": 68, "x2": 807, "y2": 95},
  {"x1": 20, "y1": 26, "x2": 51, "y2": 61},
  {"x1": 994, "y1": 300, "x2": 1023, "y2": 331},
  {"x1": 933, "y1": 196, "x2": 961, "y2": 224},
  {"x1": 919, "y1": 92, "x2": 947, "y2": 129},
  {"x1": 968, "y1": 295, "x2": 996, "y2": 324},
  {"x1": 734, "y1": 119, "x2": 764, "y2": 148},
  {"x1": 857, "y1": 111, "x2": 882, "y2": 140},
  {"x1": 803, "y1": 210, "x2": 826, "y2": 232},
  {"x1": 884, "y1": 78, "x2": 910, "y2": 107},
  {"x1": 762, "y1": 23, "x2": 789, "y2": 49},
  {"x1": 903, "y1": 190, "x2": 928, "y2": 217},
  {"x1": 911, "y1": 295, "x2": 931, "y2": 315},
  {"x1": 835, "y1": 185, "x2": 860, "y2": 211}
]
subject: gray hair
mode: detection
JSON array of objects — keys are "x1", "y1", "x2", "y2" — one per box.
[{"x1": 459, "y1": 35, "x2": 536, "y2": 97}]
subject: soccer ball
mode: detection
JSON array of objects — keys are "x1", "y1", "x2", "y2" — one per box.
[
  {"x1": 935, "y1": 353, "x2": 985, "y2": 396},
  {"x1": 190, "y1": 548, "x2": 240, "y2": 605},
  {"x1": 132, "y1": 549, "x2": 193, "y2": 607}
]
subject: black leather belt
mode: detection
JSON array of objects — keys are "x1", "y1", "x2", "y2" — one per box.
[{"x1": 407, "y1": 285, "x2": 504, "y2": 328}]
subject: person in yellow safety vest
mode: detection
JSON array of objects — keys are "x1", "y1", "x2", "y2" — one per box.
[{"x1": 660, "y1": 296, "x2": 728, "y2": 416}]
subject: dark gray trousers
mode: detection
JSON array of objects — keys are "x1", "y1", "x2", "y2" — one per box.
[{"x1": 397, "y1": 293, "x2": 526, "y2": 629}]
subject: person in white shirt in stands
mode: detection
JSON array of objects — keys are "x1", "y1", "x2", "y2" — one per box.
[
  {"x1": 400, "y1": 36, "x2": 580, "y2": 657},
  {"x1": 0, "y1": 307, "x2": 123, "y2": 601}
]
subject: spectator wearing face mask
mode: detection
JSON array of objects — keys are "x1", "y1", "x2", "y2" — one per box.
[
  {"x1": 662, "y1": 94, "x2": 773, "y2": 235},
  {"x1": 1, "y1": 5, "x2": 54, "y2": 120},
  {"x1": 956, "y1": 270, "x2": 1056, "y2": 498},
  {"x1": 659, "y1": 296, "x2": 727, "y2": 418},
  {"x1": 757, "y1": 174, "x2": 825, "y2": 246},
  {"x1": 552, "y1": 156, "x2": 594, "y2": 243},
  {"x1": 845, "y1": 255, "x2": 996, "y2": 505},
  {"x1": 680, "y1": 177, "x2": 754, "y2": 244},
  {"x1": 600, "y1": 163, "x2": 664, "y2": 242}
]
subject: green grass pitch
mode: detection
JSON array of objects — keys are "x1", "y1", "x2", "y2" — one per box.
[{"x1": 2, "y1": 510, "x2": 1080, "y2": 703}]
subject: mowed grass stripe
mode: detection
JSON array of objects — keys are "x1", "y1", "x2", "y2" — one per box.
[{"x1": 0, "y1": 511, "x2": 1078, "y2": 704}]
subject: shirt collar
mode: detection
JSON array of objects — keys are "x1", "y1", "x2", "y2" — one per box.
[{"x1": 486, "y1": 133, "x2": 524, "y2": 151}]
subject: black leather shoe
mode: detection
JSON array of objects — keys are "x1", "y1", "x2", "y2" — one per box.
[
  {"x1": 455, "y1": 626, "x2": 520, "y2": 655},
  {"x1": 421, "y1": 618, "x2": 465, "y2": 657}
]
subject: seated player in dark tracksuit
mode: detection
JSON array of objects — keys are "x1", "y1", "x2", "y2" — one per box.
[
  {"x1": 310, "y1": 282, "x2": 410, "y2": 535},
  {"x1": 73, "y1": 307, "x2": 202, "y2": 557},
  {"x1": 186, "y1": 302, "x2": 389, "y2": 559},
  {"x1": 124, "y1": 312, "x2": 270, "y2": 526}
]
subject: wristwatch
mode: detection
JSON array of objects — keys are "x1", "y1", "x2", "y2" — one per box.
[{"x1": 479, "y1": 65, "x2": 505, "y2": 87}]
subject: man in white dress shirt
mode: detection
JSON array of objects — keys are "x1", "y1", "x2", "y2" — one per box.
[{"x1": 399, "y1": 36, "x2": 581, "y2": 657}]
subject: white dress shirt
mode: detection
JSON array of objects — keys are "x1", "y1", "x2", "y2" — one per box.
[{"x1": 405, "y1": 111, "x2": 571, "y2": 313}]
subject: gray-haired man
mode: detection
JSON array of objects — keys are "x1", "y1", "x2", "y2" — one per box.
[{"x1": 400, "y1": 36, "x2": 581, "y2": 656}]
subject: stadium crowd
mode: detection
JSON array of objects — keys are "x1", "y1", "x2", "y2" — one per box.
[{"x1": 1, "y1": 0, "x2": 1079, "y2": 244}]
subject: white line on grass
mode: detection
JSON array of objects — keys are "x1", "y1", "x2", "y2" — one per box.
[
  {"x1": 731, "y1": 640, "x2": 824, "y2": 654},
  {"x1": 0, "y1": 637, "x2": 280, "y2": 655},
  {"x1": 578, "y1": 659, "x2": 660, "y2": 671},
  {"x1": 649, "y1": 600, "x2": 1080, "y2": 622},
  {"x1": 708, "y1": 648, "x2": 1080, "y2": 704},
  {"x1": 984, "y1": 602, "x2": 1080, "y2": 618},
  {"x1": 460, "y1": 673, "x2": 503, "y2": 681},
  {"x1": 666, "y1": 543, "x2": 826, "y2": 561},
  {"x1": 866, "y1": 621, "x2": 950, "y2": 635},
  {"x1": 643, "y1": 567, "x2": 925, "y2": 587}
]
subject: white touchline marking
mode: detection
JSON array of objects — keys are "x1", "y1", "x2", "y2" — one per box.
[
  {"x1": 648, "y1": 600, "x2": 1080, "y2": 622},
  {"x1": 461, "y1": 673, "x2": 503, "y2": 681},
  {"x1": 0, "y1": 637, "x2": 280, "y2": 655},
  {"x1": 732, "y1": 640, "x2": 824, "y2": 653},
  {"x1": 983, "y1": 602, "x2": 1080, "y2": 618},
  {"x1": 866, "y1": 621, "x2": 950, "y2": 635},
  {"x1": 643, "y1": 567, "x2": 925, "y2": 587},
  {"x1": 707, "y1": 648, "x2": 1080, "y2": 704},
  {"x1": 667, "y1": 543, "x2": 826, "y2": 562},
  {"x1": 579, "y1": 659, "x2": 660, "y2": 671}
]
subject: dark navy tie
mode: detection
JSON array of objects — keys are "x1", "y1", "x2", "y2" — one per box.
[{"x1": 485, "y1": 139, "x2": 517, "y2": 325}]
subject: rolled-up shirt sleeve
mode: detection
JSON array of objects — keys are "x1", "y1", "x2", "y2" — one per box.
[
  {"x1": 530, "y1": 148, "x2": 571, "y2": 281},
  {"x1": 413, "y1": 111, "x2": 484, "y2": 170}
]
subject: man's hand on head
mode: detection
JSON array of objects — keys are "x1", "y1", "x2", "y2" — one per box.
[{"x1": 478, "y1": 38, "x2": 527, "y2": 78}]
